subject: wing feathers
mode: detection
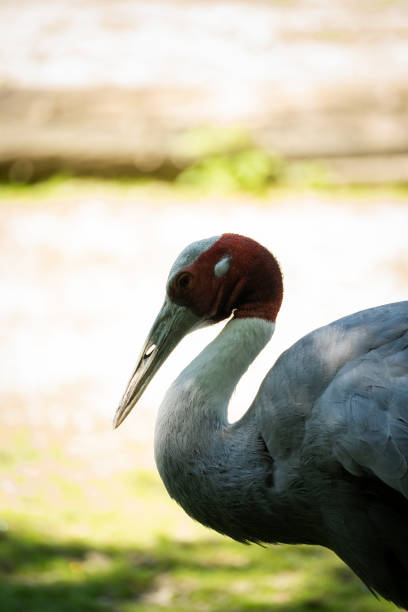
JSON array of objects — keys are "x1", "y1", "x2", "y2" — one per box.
[
  {"x1": 258, "y1": 301, "x2": 408, "y2": 498},
  {"x1": 320, "y1": 328, "x2": 408, "y2": 497}
]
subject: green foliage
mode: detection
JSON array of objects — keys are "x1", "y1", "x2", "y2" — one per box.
[
  {"x1": 2, "y1": 120, "x2": 408, "y2": 198},
  {"x1": 176, "y1": 148, "x2": 284, "y2": 194},
  {"x1": 175, "y1": 126, "x2": 251, "y2": 159},
  {"x1": 283, "y1": 160, "x2": 337, "y2": 189},
  {"x1": 174, "y1": 126, "x2": 284, "y2": 194}
]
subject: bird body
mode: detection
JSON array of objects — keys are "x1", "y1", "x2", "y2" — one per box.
[{"x1": 115, "y1": 234, "x2": 408, "y2": 608}]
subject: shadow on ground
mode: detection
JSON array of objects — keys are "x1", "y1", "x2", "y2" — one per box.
[{"x1": 0, "y1": 529, "x2": 394, "y2": 612}]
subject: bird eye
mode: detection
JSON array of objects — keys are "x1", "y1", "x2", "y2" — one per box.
[{"x1": 176, "y1": 272, "x2": 193, "y2": 292}]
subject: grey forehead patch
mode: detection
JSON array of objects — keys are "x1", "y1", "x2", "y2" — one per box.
[
  {"x1": 167, "y1": 235, "x2": 220, "y2": 285},
  {"x1": 214, "y1": 255, "x2": 231, "y2": 278}
]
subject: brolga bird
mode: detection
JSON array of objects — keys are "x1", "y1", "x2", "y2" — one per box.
[{"x1": 114, "y1": 233, "x2": 408, "y2": 608}]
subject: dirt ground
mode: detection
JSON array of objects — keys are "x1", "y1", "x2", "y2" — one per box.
[{"x1": 1, "y1": 185, "x2": 407, "y2": 469}]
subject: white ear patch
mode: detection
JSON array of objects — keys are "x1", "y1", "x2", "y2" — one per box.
[{"x1": 214, "y1": 255, "x2": 231, "y2": 278}]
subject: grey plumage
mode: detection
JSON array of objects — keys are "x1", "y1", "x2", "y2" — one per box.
[
  {"x1": 115, "y1": 235, "x2": 408, "y2": 608},
  {"x1": 257, "y1": 302, "x2": 408, "y2": 606}
]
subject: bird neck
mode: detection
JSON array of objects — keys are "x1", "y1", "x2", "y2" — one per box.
[
  {"x1": 154, "y1": 316, "x2": 275, "y2": 540},
  {"x1": 154, "y1": 317, "x2": 274, "y2": 482},
  {"x1": 161, "y1": 316, "x2": 274, "y2": 430}
]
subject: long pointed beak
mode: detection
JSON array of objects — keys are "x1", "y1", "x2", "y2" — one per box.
[{"x1": 113, "y1": 299, "x2": 201, "y2": 429}]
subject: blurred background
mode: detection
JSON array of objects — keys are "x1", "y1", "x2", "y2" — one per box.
[{"x1": 1, "y1": 1, "x2": 407, "y2": 610}]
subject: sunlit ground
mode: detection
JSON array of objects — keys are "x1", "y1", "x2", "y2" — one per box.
[{"x1": 1, "y1": 178, "x2": 407, "y2": 611}]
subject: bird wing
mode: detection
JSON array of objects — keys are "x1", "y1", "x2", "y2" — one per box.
[
  {"x1": 310, "y1": 321, "x2": 408, "y2": 497},
  {"x1": 256, "y1": 301, "x2": 408, "y2": 495}
]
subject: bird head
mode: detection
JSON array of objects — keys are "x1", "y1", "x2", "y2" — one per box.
[{"x1": 113, "y1": 233, "x2": 282, "y2": 428}]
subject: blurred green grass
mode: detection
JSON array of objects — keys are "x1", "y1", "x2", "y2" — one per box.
[
  {"x1": 2, "y1": 125, "x2": 408, "y2": 198},
  {"x1": 1, "y1": 172, "x2": 408, "y2": 208},
  {"x1": 0, "y1": 427, "x2": 396, "y2": 612}
]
